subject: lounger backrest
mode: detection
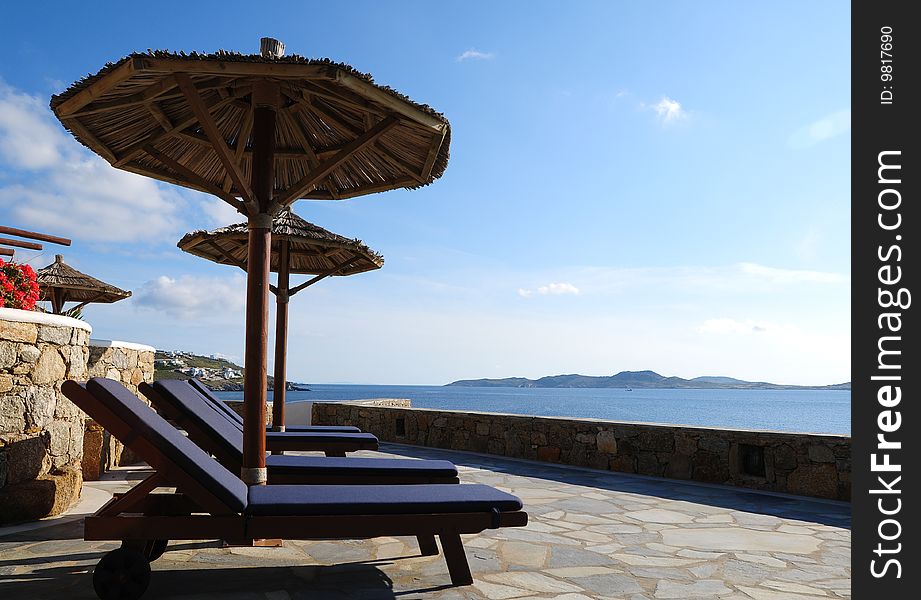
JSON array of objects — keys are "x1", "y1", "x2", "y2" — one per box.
[
  {"x1": 79, "y1": 378, "x2": 248, "y2": 513},
  {"x1": 153, "y1": 380, "x2": 245, "y2": 467},
  {"x1": 187, "y1": 378, "x2": 244, "y2": 428}
]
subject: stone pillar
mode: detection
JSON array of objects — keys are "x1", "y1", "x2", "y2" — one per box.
[
  {"x1": 0, "y1": 308, "x2": 90, "y2": 523},
  {"x1": 85, "y1": 339, "x2": 155, "y2": 473}
]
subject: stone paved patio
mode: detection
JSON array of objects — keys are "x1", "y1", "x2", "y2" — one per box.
[{"x1": 0, "y1": 443, "x2": 851, "y2": 599}]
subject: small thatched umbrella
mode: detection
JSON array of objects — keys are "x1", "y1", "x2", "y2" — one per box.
[
  {"x1": 51, "y1": 38, "x2": 449, "y2": 484},
  {"x1": 37, "y1": 254, "x2": 131, "y2": 315},
  {"x1": 178, "y1": 209, "x2": 383, "y2": 429}
]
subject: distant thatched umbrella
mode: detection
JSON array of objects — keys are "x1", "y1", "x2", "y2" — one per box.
[
  {"x1": 37, "y1": 254, "x2": 131, "y2": 314},
  {"x1": 50, "y1": 37, "x2": 450, "y2": 484},
  {"x1": 178, "y1": 209, "x2": 383, "y2": 428}
]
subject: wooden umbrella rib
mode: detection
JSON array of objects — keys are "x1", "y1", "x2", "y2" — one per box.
[
  {"x1": 288, "y1": 81, "x2": 385, "y2": 119},
  {"x1": 67, "y1": 76, "x2": 180, "y2": 118},
  {"x1": 147, "y1": 102, "x2": 173, "y2": 130},
  {"x1": 175, "y1": 73, "x2": 256, "y2": 210},
  {"x1": 63, "y1": 118, "x2": 117, "y2": 164},
  {"x1": 223, "y1": 106, "x2": 254, "y2": 193},
  {"x1": 113, "y1": 93, "x2": 239, "y2": 167},
  {"x1": 334, "y1": 69, "x2": 447, "y2": 132},
  {"x1": 0, "y1": 247, "x2": 13, "y2": 257},
  {"x1": 53, "y1": 57, "x2": 140, "y2": 117},
  {"x1": 273, "y1": 115, "x2": 400, "y2": 210},
  {"x1": 144, "y1": 146, "x2": 246, "y2": 213},
  {"x1": 205, "y1": 239, "x2": 247, "y2": 270},
  {"x1": 421, "y1": 128, "x2": 448, "y2": 181}
]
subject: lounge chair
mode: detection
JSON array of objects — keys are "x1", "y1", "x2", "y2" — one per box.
[
  {"x1": 62, "y1": 378, "x2": 527, "y2": 600},
  {"x1": 142, "y1": 380, "x2": 459, "y2": 485},
  {"x1": 185, "y1": 377, "x2": 360, "y2": 433},
  {"x1": 141, "y1": 380, "x2": 378, "y2": 457}
]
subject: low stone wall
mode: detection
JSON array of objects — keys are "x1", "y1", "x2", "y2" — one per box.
[
  {"x1": 0, "y1": 308, "x2": 89, "y2": 523},
  {"x1": 313, "y1": 403, "x2": 851, "y2": 501},
  {"x1": 83, "y1": 339, "x2": 155, "y2": 477}
]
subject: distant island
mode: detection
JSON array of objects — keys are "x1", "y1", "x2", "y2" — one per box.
[
  {"x1": 447, "y1": 370, "x2": 850, "y2": 391},
  {"x1": 153, "y1": 350, "x2": 310, "y2": 392}
]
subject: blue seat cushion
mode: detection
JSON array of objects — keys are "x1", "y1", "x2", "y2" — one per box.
[
  {"x1": 86, "y1": 378, "x2": 248, "y2": 513},
  {"x1": 265, "y1": 431, "x2": 377, "y2": 447},
  {"x1": 285, "y1": 425, "x2": 361, "y2": 433},
  {"x1": 154, "y1": 379, "x2": 245, "y2": 462},
  {"x1": 266, "y1": 455, "x2": 457, "y2": 478},
  {"x1": 246, "y1": 483, "x2": 522, "y2": 516}
]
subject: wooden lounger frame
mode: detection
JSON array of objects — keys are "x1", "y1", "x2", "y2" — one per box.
[
  {"x1": 140, "y1": 382, "x2": 459, "y2": 485},
  {"x1": 65, "y1": 381, "x2": 526, "y2": 586}
]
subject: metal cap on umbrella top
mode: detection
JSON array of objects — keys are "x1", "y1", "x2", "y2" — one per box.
[
  {"x1": 51, "y1": 38, "x2": 450, "y2": 484},
  {"x1": 36, "y1": 254, "x2": 131, "y2": 315},
  {"x1": 178, "y1": 209, "x2": 383, "y2": 430}
]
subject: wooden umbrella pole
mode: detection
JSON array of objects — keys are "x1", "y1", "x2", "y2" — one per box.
[
  {"x1": 271, "y1": 238, "x2": 290, "y2": 433},
  {"x1": 52, "y1": 288, "x2": 65, "y2": 315},
  {"x1": 241, "y1": 80, "x2": 280, "y2": 486}
]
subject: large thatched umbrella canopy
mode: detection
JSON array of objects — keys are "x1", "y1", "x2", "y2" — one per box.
[
  {"x1": 50, "y1": 39, "x2": 450, "y2": 484},
  {"x1": 49, "y1": 48, "x2": 450, "y2": 205},
  {"x1": 178, "y1": 209, "x2": 383, "y2": 429},
  {"x1": 37, "y1": 254, "x2": 131, "y2": 315}
]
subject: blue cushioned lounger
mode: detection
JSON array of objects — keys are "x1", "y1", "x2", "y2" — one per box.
[
  {"x1": 62, "y1": 378, "x2": 527, "y2": 600},
  {"x1": 146, "y1": 380, "x2": 378, "y2": 457},
  {"x1": 186, "y1": 378, "x2": 360, "y2": 433},
  {"x1": 143, "y1": 379, "x2": 458, "y2": 484}
]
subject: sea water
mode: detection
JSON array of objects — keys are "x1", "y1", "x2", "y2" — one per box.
[{"x1": 214, "y1": 385, "x2": 850, "y2": 435}]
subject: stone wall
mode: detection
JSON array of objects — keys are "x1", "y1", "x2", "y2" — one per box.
[
  {"x1": 83, "y1": 339, "x2": 155, "y2": 477},
  {"x1": 0, "y1": 308, "x2": 89, "y2": 523},
  {"x1": 313, "y1": 403, "x2": 851, "y2": 501}
]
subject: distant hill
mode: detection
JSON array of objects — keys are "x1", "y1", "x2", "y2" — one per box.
[
  {"x1": 447, "y1": 370, "x2": 850, "y2": 391},
  {"x1": 153, "y1": 350, "x2": 308, "y2": 391}
]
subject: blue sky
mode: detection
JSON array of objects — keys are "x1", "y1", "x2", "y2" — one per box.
[{"x1": 0, "y1": 1, "x2": 850, "y2": 385}]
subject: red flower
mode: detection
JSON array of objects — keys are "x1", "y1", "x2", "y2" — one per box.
[{"x1": 1, "y1": 260, "x2": 39, "y2": 310}]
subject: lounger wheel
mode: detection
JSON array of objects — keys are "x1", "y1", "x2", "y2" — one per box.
[{"x1": 93, "y1": 547, "x2": 151, "y2": 600}]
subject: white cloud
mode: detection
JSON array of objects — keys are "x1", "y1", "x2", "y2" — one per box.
[
  {"x1": 697, "y1": 318, "x2": 787, "y2": 335},
  {"x1": 456, "y1": 49, "x2": 495, "y2": 62},
  {"x1": 0, "y1": 79, "x2": 214, "y2": 244},
  {"x1": 539, "y1": 282, "x2": 580, "y2": 295},
  {"x1": 520, "y1": 282, "x2": 580, "y2": 297},
  {"x1": 653, "y1": 96, "x2": 686, "y2": 125},
  {"x1": 0, "y1": 80, "x2": 70, "y2": 169},
  {"x1": 738, "y1": 262, "x2": 846, "y2": 284},
  {"x1": 134, "y1": 274, "x2": 246, "y2": 320},
  {"x1": 201, "y1": 196, "x2": 245, "y2": 227},
  {"x1": 789, "y1": 109, "x2": 850, "y2": 148}
]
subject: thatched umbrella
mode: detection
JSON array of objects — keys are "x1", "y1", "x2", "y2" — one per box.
[
  {"x1": 178, "y1": 208, "x2": 383, "y2": 429},
  {"x1": 50, "y1": 38, "x2": 450, "y2": 484},
  {"x1": 36, "y1": 254, "x2": 131, "y2": 314}
]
